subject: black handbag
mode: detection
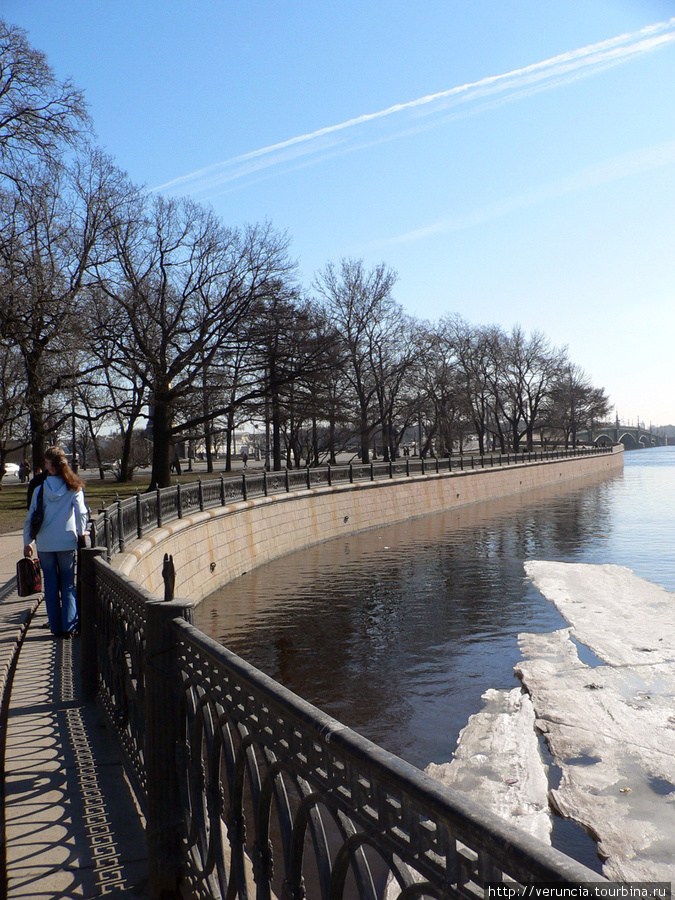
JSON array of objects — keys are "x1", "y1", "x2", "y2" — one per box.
[
  {"x1": 17, "y1": 557, "x2": 43, "y2": 596},
  {"x1": 29, "y1": 485, "x2": 44, "y2": 540}
]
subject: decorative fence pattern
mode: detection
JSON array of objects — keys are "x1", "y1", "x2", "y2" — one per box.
[
  {"x1": 81, "y1": 450, "x2": 612, "y2": 898},
  {"x1": 89, "y1": 446, "x2": 612, "y2": 560}
]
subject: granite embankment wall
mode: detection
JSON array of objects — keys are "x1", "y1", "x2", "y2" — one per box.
[{"x1": 114, "y1": 447, "x2": 623, "y2": 601}]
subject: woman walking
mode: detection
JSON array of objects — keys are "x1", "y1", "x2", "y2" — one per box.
[{"x1": 23, "y1": 447, "x2": 88, "y2": 637}]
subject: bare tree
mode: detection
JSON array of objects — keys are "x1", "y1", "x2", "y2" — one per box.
[
  {"x1": 548, "y1": 363, "x2": 611, "y2": 447},
  {"x1": 314, "y1": 258, "x2": 398, "y2": 463},
  {"x1": 236, "y1": 287, "x2": 336, "y2": 471},
  {"x1": 367, "y1": 306, "x2": 418, "y2": 461},
  {"x1": 0, "y1": 150, "x2": 126, "y2": 466},
  {"x1": 443, "y1": 316, "x2": 499, "y2": 455},
  {"x1": 503, "y1": 326, "x2": 566, "y2": 451},
  {"x1": 95, "y1": 194, "x2": 296, "y2": 487},
  {"x1": 0, "y1": 20, "x2": 90, "y2": 180},
  {"x1": 410, "y1": 321, "x2": 466, "y2": 457}
]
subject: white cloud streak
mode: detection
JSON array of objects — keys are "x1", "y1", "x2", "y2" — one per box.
[
  {"x1": 152, "y1": 17, "x2": 675, "y2": 196},
  {"x1": 380, "y1": 139, "x2": 675, "y2": 245}
]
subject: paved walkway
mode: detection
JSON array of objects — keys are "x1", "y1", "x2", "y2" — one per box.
[{"x1": 0, "y1": 531, "x2": 150, "y2": 898}]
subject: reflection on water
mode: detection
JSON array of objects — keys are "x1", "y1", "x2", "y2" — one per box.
[
  {"x1": 195, "y1": 448, "x2": 675, "y2": 765},
  {"x1": 195, "y1": 447, "x2": 675, "y2": 872},
  {"x1": 195, "y1": 457, "x2": 639, "y2": 768}
]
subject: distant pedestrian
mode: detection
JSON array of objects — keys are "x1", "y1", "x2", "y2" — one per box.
[
  {"x1": 23, "y1": 447, "x2": 88, "y2": 637},
  {"x1": 241, "y1": 450, "x2": 249, "y2": 468},
  {"x1": 19, "y1": 459, "x2": 30, "y2": 483}
]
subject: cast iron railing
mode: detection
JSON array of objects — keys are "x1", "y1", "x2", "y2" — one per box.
[
  {"x1": 89, "y1": 446, "x2": 613, "y2": 560},
  {"x1": 80, "y1": 553, "x2": 604, "y2": 899}
]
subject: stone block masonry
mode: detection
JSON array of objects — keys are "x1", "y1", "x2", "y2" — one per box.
[{"x1": 113, "y1": 448, "x2": 623, "y2": 602}]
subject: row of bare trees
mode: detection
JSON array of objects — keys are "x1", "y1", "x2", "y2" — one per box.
[
  {"x1": 0, "y1": 20, "x2": 611, "y2": 488},
  {"x1": 311, "y1": 264, "x2": 609, "y2": 463}
]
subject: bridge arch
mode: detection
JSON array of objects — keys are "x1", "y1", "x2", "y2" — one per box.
[{"x1": 618, "y1": 432, "x2": 639, "y2": 450}]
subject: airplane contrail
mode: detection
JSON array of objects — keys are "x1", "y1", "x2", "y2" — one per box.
[
  {"x1": 152, "y1": 17, "x2": 675, "y2": 196},
  {"x1": 380, "y1": 138, "x2": 675, "y2": 246}
]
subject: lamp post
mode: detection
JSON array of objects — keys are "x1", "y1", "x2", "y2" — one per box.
[{"x1": 264, "y1": 366, "x2": 271, "y2": 471}]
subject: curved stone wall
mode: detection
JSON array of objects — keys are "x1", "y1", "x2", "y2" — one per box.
[{"x1": 114, "y1": 448, "x2": 623, "y2": 602}]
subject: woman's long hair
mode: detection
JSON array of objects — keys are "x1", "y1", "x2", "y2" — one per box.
[{"x1": 44, "y1": 446, "x2": 84, "y2": 491}]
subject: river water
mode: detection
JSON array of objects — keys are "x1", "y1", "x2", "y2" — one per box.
[{"x1": 194, "y1": 447, "x2": 674, "y2": 865}]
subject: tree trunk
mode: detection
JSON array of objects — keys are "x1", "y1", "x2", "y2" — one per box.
[
  {"x1": 149, "y1": 400, "x2": 173, "y2": 489},
  {"x1": 311, "y1": 417, "x2": 319, "y2": 466},
  {"x1": 119, "y1": 428, "x2": 135, "y2": 482},
  {"x1": 328, "y1": 418, "x2": 337, "y2": 465},
  {"x1": 204, "y1": 424, "x2": 214, "y2": 473},
  {"x1": 359, "y1": 413, "x2": 370, "y2": 464},
  {"x1": 224, "y1": 409, "x2": 235, "y2": 473},
  {"x1": 271, "y1": 389, "x2": 282, "y2": 471},
  {"x1": 28, "y1": 403, "x2": 46, "y2": 469}
]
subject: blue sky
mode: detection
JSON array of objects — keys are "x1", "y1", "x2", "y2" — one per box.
[{"x1": 5, "y1": 1, "x2": 675, "y2": 426}]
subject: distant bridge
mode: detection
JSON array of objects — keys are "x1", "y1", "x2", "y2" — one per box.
[{"x1": 577, "y1": 424, "x2": 667, "y2": 449}]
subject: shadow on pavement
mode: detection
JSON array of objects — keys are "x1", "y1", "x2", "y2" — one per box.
[{"x1": 4, "y1": 603, "x2": 149, "y2": 898}]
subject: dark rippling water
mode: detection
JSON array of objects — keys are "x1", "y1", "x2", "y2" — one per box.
[{"x1": 194, "y1": 446, "x2": 675, "y2": 869}]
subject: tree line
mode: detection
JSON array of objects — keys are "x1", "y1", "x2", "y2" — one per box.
[{"x1": 0, "y1": 21, "x2": 610, "y2": 488}]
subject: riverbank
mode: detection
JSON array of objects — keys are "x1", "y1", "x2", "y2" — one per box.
[
  {"x1": 113, "y1": 447, "x2": 623, "y2": 601},
  {"x1": 429, "y1": 560, "x2": 675, "y2": 881}
]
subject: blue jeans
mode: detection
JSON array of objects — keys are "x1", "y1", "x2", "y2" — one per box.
[{"x1": 38, "y1": 550, "x2": 78, "y2": 635}]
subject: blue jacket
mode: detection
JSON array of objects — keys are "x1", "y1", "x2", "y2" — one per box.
[{"x1": 23, "y1": 475, "x2": 88, "y2": 552}]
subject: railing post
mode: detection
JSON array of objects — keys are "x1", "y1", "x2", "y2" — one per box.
[
  {"x1": 156, "y1": 486, "x2": 163, "y2": 528},
  {"x1": 116, "y1": 497, "x2": 125, "y2": 552},
  {"x1": 349, "y1": 463, "x2": 353, "y2": 484},
  {"x1": 220, "y1": 473, "x2": 225, "y2": 505},
  {"x1": 285, "y1": 467, "x2": 290, "y2": 492},
  {"x1": 263, "y1": 470, "x2": 268, "y2": 496},
  {"x1": 406, "y1": 458, "x2": 410, "y2": 477},
  {"x1": 136, "y1": 490, "x2": 143, "y2": 538},
  {"x1": 242, "y1": 471, "x2": 247, "y2": 501},
  {"x1": 370, "y1": 462, "x2": 375, "y2": 481},
  {"x1": 306, "y1": 466, "x2": 311, "y2": 490},
  {"x1": 389, "y1": 460, "x2": 393, "y2": 479},
  {"x1": 198, "y1": 478, "x2": 204, "y2": 511},
  {"x1": 103, "y1": 508, "x2": 112, "y2": 561},
  {"x1": 176, "y1": 482, "x2": 183, "y2": 519},
  {"x1": 79, "y1": 547, "x2": 106, "y2": 703},
  {"x1": 327, "y1": 464, "x2": 332, "y2": 486},
  {"x1": 145, "y1": 597, "x2": 195, "y2": 899},
  {"x1": 471, "y1": 456, "x2": 474, "y2": 469}
]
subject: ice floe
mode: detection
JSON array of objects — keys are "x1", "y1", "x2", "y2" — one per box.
[{"x1": 427, "y1": 561, "x2": 675, "y2": 882}]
